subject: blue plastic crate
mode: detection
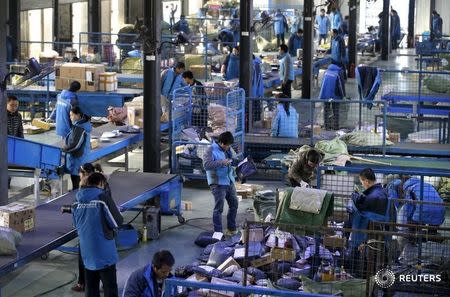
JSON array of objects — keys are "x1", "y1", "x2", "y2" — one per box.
[{"x1": 115, "y1": 224, "x2": 139, "y2": 249}]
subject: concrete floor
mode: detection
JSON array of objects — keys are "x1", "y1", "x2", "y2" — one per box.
[
  {"x1": 2, "y1": 50, "x2": 430, "y2": 296},
  {"x1": 4, "y1": 148, "x2": 282, "y2": 297}
]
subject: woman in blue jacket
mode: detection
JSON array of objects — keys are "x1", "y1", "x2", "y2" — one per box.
[
  {"x1": 72, "y1": 173, "x2": 123, "y2": 297},
  {"x1": 271, "y1": 94, "x2": 298, "y2": 138},
  {"x1": 63, "y1": 106, "x2": 92, "y2": 190}
]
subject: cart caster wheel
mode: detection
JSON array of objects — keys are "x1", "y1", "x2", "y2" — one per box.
[
  {"x1": 41, "y1": 253, "x2": 49, "y2": 260},
  {"x1": 178, "y1": 215, "x2": 186, "y2": 224}
]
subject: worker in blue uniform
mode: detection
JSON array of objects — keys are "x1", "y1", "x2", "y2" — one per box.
[
  {"x1": 273, "y1": 9, "x2": 287, "y2": 46},
  {"x1": 278, "y1": 44, "x2": 294, "y2": 98},
  {"x1": 331, "y1": 7, "x2": 342, "y2": 31},
  {"x1": 251, "y1": 55, "x2": 264, "y2": 98},
  {"x1": 389, "y1": 177, "x2": 445, "y2": 228},
  {"x1": 390, "y1": 9, "x2": 401, "y2": 50},
  {"x1": 230, "y1": 13, "x2": 240, "y2": 46},
  {"x1": 348, "y1": 168, "x2": 389, "y2": 249},
  {"x1": 221, "y1": 46, "x2": 240, "y2": 81},
  {"x1": 123, "y1": 250, "x2": 175, "y2": 297},
  {"x1": 48, "y1": 80, "x2": 81, "y2": 138},
  {"x1": 72, "y1": 172, "x2": 123, "y2": 297},
  {"x1": 63, "y1": 106, "x2": 92, "y2": 190},
  {"x1": 161, "y1": 62, "x2": 186, "y2": 118},
  {"x1": 173, "y1": 15, "x2": 190, "y2": 35},
  {"x1": 271, "y1": 94, "x2": 299, "y2": 138},
  {"x1": 290, "y1": 10, "x2": 302, "y2": 34},
  {"x1": 218, "y1": 28, "x2": 236, "y2": 49},
  {"x1": 248, "y1": 55, "x2": 265, "y2": 123},
  {"x1": 431, "y1": 10, "x2": 443, "y2": 40},
  {"x1": 330, "y1": 29, "x2": 346, "y2": 69},
  {"x1": 340, "y1": 15, "x2": 349, "y2": 36},
  {"x1": 288, "y1": 29, "x2": 304, "y2": 57},
  {"x1": 315, "y1": 9, "x2": 330, "y2": 45},
  {"x1": 203, "y1": 132, "x2": 238, "y2": 235}
]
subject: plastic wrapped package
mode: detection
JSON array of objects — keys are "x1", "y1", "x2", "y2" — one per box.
[{"x1": 0, "y1": 227, "x2": 22, "y2": 255}]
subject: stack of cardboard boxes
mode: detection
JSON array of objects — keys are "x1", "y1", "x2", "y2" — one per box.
[{"x1": 55, "y1": 63, "x2": 105, "y2": 92}]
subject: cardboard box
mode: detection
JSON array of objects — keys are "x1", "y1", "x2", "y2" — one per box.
[
  {"x1": 182, "y1": 200, "x2": 192, "y2": 211},
  {"x1": 57, "y1": 63, "x2": 104, "y2": 92},
  {"x1": 389, "y1": 132, "x2": 401, "y2": 143},
  {"x1": 209, "y1": 277, "x2": 238, "y2": 297},
  {"x1": 99, "y1": 72, "x2": 118, "y2": 92},
  {"x1": 31, "y1": 118, "x2": 55, "y2": 130},
  {"x1": 271, "y1": 247, "x2": 296, "y2": 262},
  {"x1": 263, "y1": 119, "x2": 272, "y2": 129},
  {"x1": 186, "y1": 273, "x2": 208, "y2": 283},
  {"x1": 190, "y1": 65, "x2": 211, "y2": 80},
  {"x1": 241, "y1": 228, "x2": 265, "y2": 243},
  {"x1": 323, "y1": 236, "x2": 346, "y2": 248},
  {"x1": 127, "y1": 106, "x2": 144, "y2": 128},
  {"x1": 250, "y1": 253, "x2": 275, "y2": 268},
  {"x1": 90, "y1": 138, "x2": 99, "y2": 149},
  {"x1": 23, "y1": 124, "x2": 44, "y2": 134},
  {"x1": 0, "y1": 202, "x2": 35, "y2": 233},
  {"x1": 217, "y1": 256, "x2": 241, "y2": 272}
]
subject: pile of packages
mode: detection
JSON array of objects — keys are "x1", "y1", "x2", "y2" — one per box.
[
  {"x1": 207, "y1": 104, "x2": 237, "y2": 137},
  {"x1": 176, "y1": 225, "x2": 367, "y2": 297}
]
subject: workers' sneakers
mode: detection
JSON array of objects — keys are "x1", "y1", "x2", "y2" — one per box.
[
  {"x1": 225, "y1": 229, "x2": 239, "y2": 236},
  {"x1": 71, "y1": 283, "x2": 85, "y2": 292}
]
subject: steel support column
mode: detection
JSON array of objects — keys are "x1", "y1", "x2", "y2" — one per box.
[
  {"x1": 53, "y1": 0, "x2": 59, "y2": 52},
  {"x1": 381, "y1": 0, "x2": 390, "y2": 61},
  {"x1": 348, "y1": 0, "x2": 357, "y2": 77},
  {"x1": 302, "y1": 0, "x2": 314, "y2": 99},
  {"x1": 143, "y1": 0, "x2": 161, "y2": 173},
  {"x1": 1, "y1": 0, "x2": 9, "y2": 205},
  {"x1": 239, "y1": 0, "x2": 252, "y2": 97},
  {"x1": 407, "y1": 0, "x2": 415, "y2": 48},
  {"x1": 8, "y1": 0, "x2": 20, "y2": 61},
  {"x1": 88, "y1": 0, "x2": 101, "y2": 44}
]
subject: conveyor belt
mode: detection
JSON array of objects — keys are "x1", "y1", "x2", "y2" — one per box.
[
  {"x1": 382, "y1": 92, "x2": 450, "y2": 102},
  {"x1": 0, "y1": 172, "x2": 178, "y2": 278},
  {"x1": 350, "y1": 156, "x2": 450, "y2": 171},
  {"x1": 245, "y1": 134, "x2": 450, "y2": 158}
]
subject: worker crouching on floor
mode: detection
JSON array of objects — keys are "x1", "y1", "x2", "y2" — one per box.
[
  {"x1": 287, "y1": 148, "x2": 324, "y2": 187},
  {"x1": 72, "y1": 173, "x2": 123, "y2": 297},
  {"x1": 63, "y1": 106, "x2": 92, "y2": 190},
  {"x1": 123, "y1": 250, "x2": 175, "y2": 297},
  {"x1": 203, "y1": 131, "x2": 239, "y2": 235}
]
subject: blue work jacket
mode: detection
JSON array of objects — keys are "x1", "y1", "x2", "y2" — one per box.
[
  {"x1": 271, "y1": 103, "x2": 299, "y2": 138},
  {"x1": 203, "y1": 141, "x2": 235, "y2": 186},
  {"x1": 316, "y1": 15, "x2": 330, "y2": 35},
  {"x1": 72, "y1": 187, "x2": 119, "y2": 271}
]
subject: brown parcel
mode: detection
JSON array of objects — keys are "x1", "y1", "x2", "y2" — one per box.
[{"x1": 0, "y1": 202, "x2": 35, "y2": 233}]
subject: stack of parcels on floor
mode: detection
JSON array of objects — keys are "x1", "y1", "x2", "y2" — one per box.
[
  {"x1": 207, "y1": 103, "x2": 237, "y2": 137},
  {"x1": 235, "y1": 183, "x2": 264, "y2": 199},
  {"x1": 178, "y1": 217, "x2": 368, "y2": 297},
  {"x1": 55, "y1": 63, "x2": 105, "y2": 91}
]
